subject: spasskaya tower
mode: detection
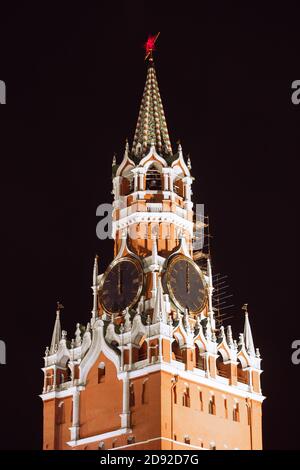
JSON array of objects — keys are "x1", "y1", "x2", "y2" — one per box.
[{"x1": 40, "y1": 35, "x2": 264, "y2": 451}]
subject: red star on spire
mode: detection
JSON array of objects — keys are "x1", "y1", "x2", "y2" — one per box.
[{"x1": 144, "y1": 32, "x2": 160, "y2": 61}]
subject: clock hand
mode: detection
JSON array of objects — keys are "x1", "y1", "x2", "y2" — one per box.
[
  {"x1": 186, "y1": 263, "x2": 190, "y2": 294},
  {"x1": 117, "y1": 264, "x2": 122, "y2": 295}
]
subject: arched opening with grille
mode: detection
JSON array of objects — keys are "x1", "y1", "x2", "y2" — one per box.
[{"x1": 146, "y1": 165, "x2": 162, "y2": 190}]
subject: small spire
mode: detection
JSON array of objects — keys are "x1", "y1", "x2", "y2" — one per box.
[
  {"x1": 187, "y1": 154, "x2": 192, "y2": 170},
  {"x1": 50, "y1": 303, "x2": 62, "y2": 354},
  {"x1": 195, "y1": 314, "x2": 201, "y2": 330},
  {"x1": 112, "y1": 154, "x2": 116, "y2": 166},
  {"x1": 183, "y1": 308, "x2": 191, "y2": 334},
  {"x1": 243, "y1": 304, "x2": 255, "y2": 357},
  {"x1": 218, "y1": 325, "x2": 225, "y2": 340},
  {"x1": 226, "y1": 325, "x2": 234, "y2": 348},
  {"x1": 207, "y1": 258, "x2": 215, "y2": 330},
  {"x1": 124, "y1": 308, "x2": 131, "y2": 332},
  {"x1": 176, "y1": 308, "x2": 182, "y2": 321},
  {"x1": 75, "y1": 323, "x2": 82, "y2": 347},
  {"x1": 205, "y1": 318, "x2": 212, "y2": 341},
  {"x1": 238, "y1": 332, "x2": 244, "y2": 348},
  {"x1": 151, "y1": 234, "x2": 158, "y2": 266},
  {"x1": 125, "y1": 138, "x2": 129, "y2": 155},
  {"x1": 93, "y1": 255, "x2": 98, "y2": 286},
  {"x1": 153, "y1": 275, "x2": 166, "y2": 323}
]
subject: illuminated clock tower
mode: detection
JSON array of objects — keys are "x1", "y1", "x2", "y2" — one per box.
[{"x1": 40, "y1": 36, "x2": 265, "y2": 450}]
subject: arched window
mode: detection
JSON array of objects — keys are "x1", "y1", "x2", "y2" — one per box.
[
  {"x1": 216, "y1": 352, "x2": 229, "y2": 379},
  {"x1": 237, "y1": 359, "x2": 248, "y2": 384},
  {"x1": 208, "y1": 395, "x2": 216, "y2": 415},
  {"x1": 195, "y1": 345, "x2": 205, "y2": 370},
  {"x1": 173, "y1": 178, "x2": 184, "y2": 197},
  {"x1": 182, "y1": 387, "x2": 190, "y2": 407},
  {"x1": 98, "y1": 362, "x2": 105, "y2": 384},
  {"x1": 146, "y1": 165, "x2": 162, "y2": 190},
  {"x1": 233, "y1": 403, "x2": 240, "y2": 422},
  {"x1": 138, "y1": 341, "x2": 148, "y2": 361},
  {"x1": 172, "y1": 339, "x2": 182, "y2": 363}
]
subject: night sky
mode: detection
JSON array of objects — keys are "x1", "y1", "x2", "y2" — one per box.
[{"x1": 0, "y1": 3, "x2": 299, "y2": 450}]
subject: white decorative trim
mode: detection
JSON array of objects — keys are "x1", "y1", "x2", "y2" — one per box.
[
  {"x1": 116, "y1": 149, "x2": 135, "y2": 177},
  {"x1": 67, "y1": 427, "x2": 130, "y2": 447},
  {"x1": 117, "y1": 363, "x2": 266, "y2": 403},
  {"x1": 80, "y1": 319, "x2": 120, "y2": 384},
  {"x1": 109, "y1": 436, "x2": 206, "y2": 450},
  {"x1": 39, "y1": 385, "x2": 84, "y2": 401},
  {"x1": 139, "y1": 145, "x2": 168, "y2": 169},
  {"x1": 171, "y1": 145, "x2": 191, "y2": 178},
  {"x1": 112, "y1": 212, "x2": 193, "y2": 239}
]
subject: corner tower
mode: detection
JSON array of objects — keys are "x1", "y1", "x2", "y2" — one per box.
[{"x1": 41, "y1": 39, "x2": 265, "y2": 451}]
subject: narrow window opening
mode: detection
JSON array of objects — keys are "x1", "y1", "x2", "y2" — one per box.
[
  {"x1": 98, "y1": 362, "x2": 105, "y2": 384},
  {"x1": 224, "y1": 398, "x2": 228, "y2": 419},
  {"x1": 247, "y1": 405, "x2": 251, "y2": 426},
  {"x1": 199, "y1": 391, "x2": 203, "y2": 411},
  {"x1": 209, "y1": 395, "x2": 216, "y2": 415},
  {"x1": 57, "y1": 401, "x2": 65, "y2": 425},
  {"x1": 173, "y1": 385, "x2": 177, "y2": 404},
  {"x1": 233, "y1": 403, "x2": 240, "y2": 422},
  {"x1": 182, "y1": 388, "x2": 190, "y2": 407},
  {"x1": 146, "y1": 166, "x2": 162, "y2": 190},
  {"x1": 129, "y1": 383, "x2": 135, "y2": 407}
]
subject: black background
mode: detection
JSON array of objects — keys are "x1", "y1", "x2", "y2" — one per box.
[{"x1": 0, "y1": 2, "x2": 299, "y2": 450}]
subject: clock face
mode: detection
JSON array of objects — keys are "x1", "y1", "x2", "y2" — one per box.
[
  {"x1": 165, "y1": 255, "x2": 207, "y2": 314},
  {"x1": 99, "y1": 257, "x2": 143, "y2": 314}
]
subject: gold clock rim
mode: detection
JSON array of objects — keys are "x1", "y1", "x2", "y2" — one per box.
[
  {"x1": 99, "y1": 256, "x2": 144, "y2": 315},
  {"x1": 165, "y1": 254, "x2": 207, "y2": 314}
]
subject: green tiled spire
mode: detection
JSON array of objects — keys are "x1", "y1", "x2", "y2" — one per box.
[{"x1": 132, "y1": 60, "x2": 172, "y2": 157}]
